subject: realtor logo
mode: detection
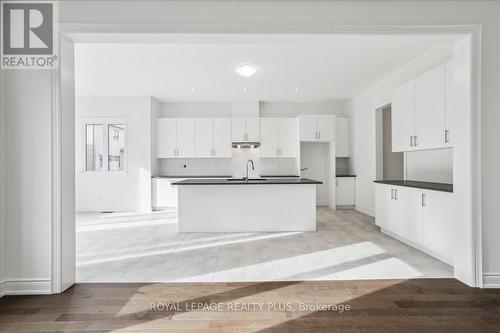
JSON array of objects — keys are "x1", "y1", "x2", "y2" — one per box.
[{"x1": 1, "y1": 1, "x2": 58, "y2": 69}]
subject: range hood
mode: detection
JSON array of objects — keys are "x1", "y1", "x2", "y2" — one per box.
[{"x1": 232, "y1": 142, "x2": 260, "y2": 149}]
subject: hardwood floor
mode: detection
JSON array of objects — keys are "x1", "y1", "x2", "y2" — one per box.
[{"x1": 1, "y1": 279, "x2": 500, "y2": 332}]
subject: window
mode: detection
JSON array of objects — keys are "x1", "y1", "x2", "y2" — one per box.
[{"x1": 82, "y1": 120, "x2": 126, "y2": 172}]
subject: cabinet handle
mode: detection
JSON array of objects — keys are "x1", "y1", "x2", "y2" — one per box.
[
  {"x1": 394, "y1": 189, "x2": 398, "y2": 200},
  {"x1": 445, "y1": 130, "x2": 449, "y2": 143},
  {"x1": 410, "y1": 136, "x2": 413, "y2": 147},
  {"x1": 244, "y1": 133, "x2": 248, "y2": 141},
  {"x1": 414, "y1": 135, "x2": 418, "y2": 146},
  {"x1": 421, "y1": 193, "x2": 426, "y2": 207},
  {"x1": 391, "y1": 189, "x2": 394, "y2": 200}
]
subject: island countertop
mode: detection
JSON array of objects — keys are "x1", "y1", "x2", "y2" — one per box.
[{"x1": 172, "y1": 178, "x2": 322, "y2": 185}]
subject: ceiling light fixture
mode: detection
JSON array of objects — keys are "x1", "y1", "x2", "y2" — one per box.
[
  {"x1": 294, "y1": 88, "x2": 299, "y2": 92},
  {"x1": 243, "y1": 87, "x2": 248, "y2": 92},
  {"x1": 235, "y1": 63, "x2": 257, "y2": 77}
]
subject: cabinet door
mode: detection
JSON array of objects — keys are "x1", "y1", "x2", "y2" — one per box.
[
  {"x1": 298, "y1": 115, "x2": 316, "y2": 141},
  {"x1": 422, "y1": 190, "x2": 453, "y2": 262},
  {"x1": 176, "y1": 118, "x2": 195, "y2": 157},
  {"x1": 335, "y1": 117, "x2": 350, "y2": 157},
  {"x1": 445, "y1": 61, "x2": 453, "y2": 147},
  {"x1": 317, "y1": 115, "x2": 334, "y2": 142},
  {"x1": 152, "y1": 178, "x2": 176, "y2": 208},
  {"x1": 260, "y1": 118, "x2": 279, "y2": 157},
  {"x1": 231, "y1": 117, "x2": 246, "y2": 142},
  {"x1": 213, "y1": 118, "x2": 232, "y2": 158},
  {"x1": 195, "y1": 118, "x2": 213, "y2": 158},
  {"x1": 277, "y1": 118, "x2": 298, "y2": 158},
  {"x1": 414, "y1": 64, "x2": 446, "y2": 150},
  {"x1": 336, "y1": 177, "x2": 355, "y2": 206},
  {"x1": 394, "y1": 187, "x2": 422, "y2": 244},
  {"x1": 375, "y1": 184, "x2": 396, "y2": 232},
  {"x1": 245, "y1": 117, "x2": 260, "y2": 142},
  {"x1": 157, "y1": 118, "x2": 177, "y2": 158},
  {"x1": 392, "y1": 81, "x2": 415, "y2": 152}
]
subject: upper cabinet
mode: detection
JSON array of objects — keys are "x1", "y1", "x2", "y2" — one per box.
[
  {"x1": 335, "y1": 117, "x2": 350, "y2": 157},
  {"x1": 231, "y1": 117, "x2": 260, "y2": 142},
  {"x1": 392, "y1": 81, "x2": 415, "y2": 152},
  {"x1": 260, "y1": 118, "x2": 298, "y2": 158},
  {"x1": 298, "y1": 115, "x2": 334, "y2": 142},
  {"x1": 157, "y1": 118, "x2": 195, "y2": 158},
  {"x1": 391, "y1": 63, "x2": 453, "y2": 152},
  {"x1": 158, "y1": 117, "x2": 230, "y2": 158},
  {"x1": 414, "y1": 64, "x2": 446, "y2": 150},
  {"x1": 195, "y1": 118, "x2": 232, "y2": 158}
]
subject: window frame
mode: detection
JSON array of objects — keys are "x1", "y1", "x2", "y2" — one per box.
[{"x1": 79, "y1": 118, "x2": 128, "y2": 174}]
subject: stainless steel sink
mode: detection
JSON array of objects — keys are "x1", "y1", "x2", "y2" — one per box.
[{"x1": 226, "y1": 178, "x2": 268, "y2": 182}]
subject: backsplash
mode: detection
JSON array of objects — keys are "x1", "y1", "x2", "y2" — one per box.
[{"x1": 159, "y1": 148, "x2": 298, "y2": 177}]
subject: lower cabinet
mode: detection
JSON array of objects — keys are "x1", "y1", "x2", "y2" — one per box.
[
  {"x1": 375, "y1": 183, "x2": 453, "y2": 264},
  {"x1": 335, "y1": 177, "x2": 356, "y2": 206},
  {"x1": 152, "y1": 178, "x2": 183, "y2": 209}
]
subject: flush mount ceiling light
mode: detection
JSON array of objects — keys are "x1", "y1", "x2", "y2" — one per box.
[{"x1": 235, "y1": 63, "x2": 257, "y2": 77}]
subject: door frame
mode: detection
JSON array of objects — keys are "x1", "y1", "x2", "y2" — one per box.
[{"x1": 51, "y1": 24, "x2": 483, "y2": 291}]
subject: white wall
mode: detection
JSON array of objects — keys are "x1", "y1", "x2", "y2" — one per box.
[
  {"x1": 345, "y1": 45, "x2": 454, "y2": 216},
  {"x1": 260, "y1": 101, "x2": 346, "y2": 117},
  {"x1": 405, "y1": 149, "x2": 453, "y2": 183},
  {"x1": 150, "y1": 98, "x2": 161, "y2": 176},
  {"x1": 75, "y1": 96, "x2": 153, "y2": 212},
  {"x1": 1, "y1": 70, "x2": 53, "y2": 294}
]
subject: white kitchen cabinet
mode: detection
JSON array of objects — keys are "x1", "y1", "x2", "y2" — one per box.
[
  {"x1": 157, "y1": 118, "x2": 177, "y2": 158},
  {"x1": 391, "y1": 62, "x2": 452, "y2": 152},
  {"x1": 176, "y1": 119, "x2": 195, "y2": 157},
  {"x1": 195, "y1": 118, "x2": 232, "y2": 158},
  {"x1": 414, "y1": 64, "x2": 446, "y2": 150},
  {"x1": 444, "y1": 60, "x2": 453, "y2": 147},
  {"x1": 298, "y1": 115, "x2": 334, "y2": 142},
  {"x1": 421, "y1": 190, "x2": 453, "y2": 262},
  {"x1": 213, "y1": 118, "x2": 232, "y2": 157},
  {"x1": 335, "y1": 177, "x2": 355, "y2": 206},
  {"x1": 298, "y1": 115, "x2": 317, "y2": 141},
  {"x1": 157, "y1": 118, "x2": 195, "y2": 158},
  {"x1": 278, "y1": 118, "x2": 298, "y2": 157},
  {"x1": 335, "y1": 117, "x2": 350, "y2": 157},
  {"x1": 375, "y1": 183, "x2": 453, "y2": 264},
  {"x1": 375, "y1": 184, "x2": 397, "y2": 233},
  {"x1": 152, "y1": 178, "x2": 181, "y2": 209},
  {"x1": 260, "y1": 118, "x2": 298, "y2": 158},
  {"x1": 260, "y1": 118, "x2": 279, "y2": 157},
  {"x1": 391, "y1": 81, "x2": 415, "y2": 152},
  {"x1": 394, "y1": 187, "x2": 422, "y2": 245},
  {"x1": 232, "y1": 117, "x2": 260, "y2": 142},
  {"x1": 195, "y1": 118, "x2": 213, "y2": 157}
]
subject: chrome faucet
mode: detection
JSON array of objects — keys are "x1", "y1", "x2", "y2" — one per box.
[{"x1": 245, "y1": 159, "x2": 255, "y2": 183}]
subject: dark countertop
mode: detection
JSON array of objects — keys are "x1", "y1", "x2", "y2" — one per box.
[
  {"x1": 260, "y1": 174, "x2": 300, "y2": 178},
  {"x1": 336, "y1": 175, "x2": 357, "y2": 177},
  {"x1": 152, "y1": 175, "x2": 232, "y2": 179},
  {"x1": 173, "y1": 178, "x2": 322, "y2": 185},
  {"x1": 374, "y1": 180, "x2": 453, "y2": 193}
]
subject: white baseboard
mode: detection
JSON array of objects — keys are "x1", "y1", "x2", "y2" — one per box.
[
  {"x1": 483, "y1": 274, "x2": 500, "y2": 288},
  {"x1": 0, "y1": 279, "x2": 51, "y2": 297},
  {"x1": 381, "y1": 228, "x2": 453, "y2": 266},
  {"x1": 354, "y1": 205, "x2": 374, "y2": 217}
]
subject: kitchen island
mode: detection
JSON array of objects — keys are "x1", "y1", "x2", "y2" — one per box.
[{"x1": 173, "y1": 178, "x2": 322, "y2": 232}]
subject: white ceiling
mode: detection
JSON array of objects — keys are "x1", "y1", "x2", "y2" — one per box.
[{"x1": 74, "y1": 34, "x2": 461, "y2": 102}]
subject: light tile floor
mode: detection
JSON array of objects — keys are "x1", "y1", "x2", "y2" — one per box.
[{"x1": 76, "y1": 207, "x2": 452, "y2": 282}]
